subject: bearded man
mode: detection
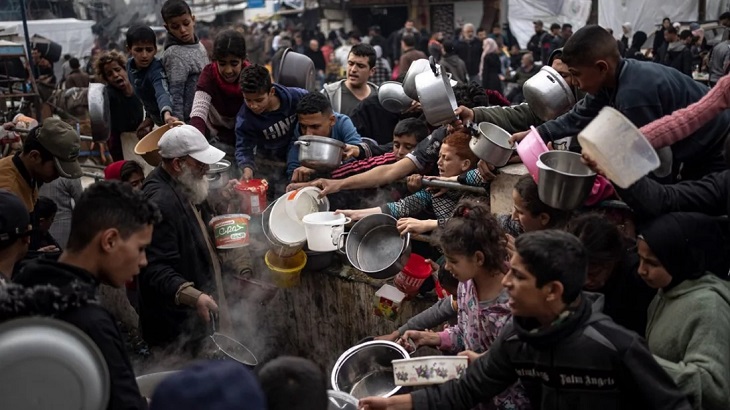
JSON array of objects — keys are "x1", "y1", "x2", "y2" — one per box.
[{"x1": 139, "y1": 124, "x2": 226, "y2": 354}]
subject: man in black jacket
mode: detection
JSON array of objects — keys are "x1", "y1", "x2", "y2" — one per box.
[
  {"x1": 11, "y1": 181, "x2": 160, "y2": 409},
  {"x1": 139, "y1": 124, "x2": 225, "y2": 352},
  {"x1": 360, "y1": 230, "x2": 691, "y2": 410}
]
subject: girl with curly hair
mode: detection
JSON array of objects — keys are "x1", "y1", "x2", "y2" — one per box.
[
  {"x1": 401, "y1": 199, "x2": 530, "y2": 410},
  {"x1": 95, "y1": 50, "x2": 144, "y2": 161}
]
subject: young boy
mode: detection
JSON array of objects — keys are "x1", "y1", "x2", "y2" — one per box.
[
  {"x1": 160, "y1": 0, "x2": 209, "y2": 122},
  {"x1": 126, "y1": 24, "x2": 178, "y2": 135},
  {"x1": 9, "y1": 181, "x2": 160, "y2": 409},
  {"x1": 514, "y1": 25, "x2": 730, "y2": 182},
  {"x1": 360, "y1": 230, "x2": 691, "y2": 410},
  {"x1": 287, "y1": 92, "x2": 364, "y2": 182},
  {"x1": 234, "y1": 64, "x2": 307, "y2": 193}
]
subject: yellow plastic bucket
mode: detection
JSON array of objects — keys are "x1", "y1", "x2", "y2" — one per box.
[{"x1": 265, "y1": 250, "x2": 307, "y2": 288}]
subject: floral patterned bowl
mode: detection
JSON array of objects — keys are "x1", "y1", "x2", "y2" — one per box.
[{"x1": 392, "y1": 356, "x2": 469, "y2": 386}]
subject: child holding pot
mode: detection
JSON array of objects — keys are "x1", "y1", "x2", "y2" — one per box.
[{"x1": 400, "y1": 199, "x2": 529, "y2": 410}]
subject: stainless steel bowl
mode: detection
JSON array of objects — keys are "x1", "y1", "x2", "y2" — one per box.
[
  {"x1": 331, "y1": 340, "x2": 409, "y2": 399},
  {"x1": 206, "y1": 159, "x2": 231, "y2": 190},
  {"x1": 402, "y1": 59, "x2": 432, "y2": 100},
  {"x1": 295, "y1": 135, "x2": 346, "y2": 171},
  {"x1": 328, "y1": 390, "x2": 358, "y2": 410},
  {"x1": 341, "y1": 214, "x2": 410, "y2": 279},
  {"x1": 470, "y1": 122, "x2": 514, "y2": 167},
  {"x1": 537, "y1": 151, "x2": 596, "y2": 211},
  {"x1": 275, "y1": 48, "x2": 317, "y2": 92},
  {"x1": 378, "y1": 82, "x2": 414, "y2": 114},
  {"x1": 523, "y1": 66, "x2": 576, "y2": 121}
]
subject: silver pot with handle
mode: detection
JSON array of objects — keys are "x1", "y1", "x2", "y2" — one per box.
[
  {"x1": 205, "y1": 159, "x2": 231, "y2": 190},
  {"x1": 275, "y1": 48, "x2": 317, "y2": 92},
  {"x1": 523, "y1": 66, "x2": 576, "y2": 121},
  {"x1": 415, "y1": 58, "x2": 458, "y2": 127},
  {"x1": 469, "y1": 122, "x2": 514, "y2": 167},
  {"x1": 402, "y1": 59, "x2": 432, "y2": 100},
  {"x1": 295, "y1": 135, "x2": 346, "y2": 171},
  {"x1": 537, "y1": 151, "x2": 596, "y2": 211},
  {"x1": 378, "y1": 81, "x2": 414, "y2": 114},
  {"x1": 338, "y1": 214, "x2": 410, "y2": 280},
  {"x1": 88, "y1": 83, "x2": 111, "y2": 142}
]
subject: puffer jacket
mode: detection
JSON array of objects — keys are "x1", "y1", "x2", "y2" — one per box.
[
  {"x1": 411, "y1": 293, "x2": 691, "y2": 410},
  {"x1": 7, "y1": 259, "x2": 147, "y2": 409}
]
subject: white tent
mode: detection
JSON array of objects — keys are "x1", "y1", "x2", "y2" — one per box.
[
  {"x1": 0, "y1": 18, "x2": 96, "y2": 82},
  {"x1": 508, "y1": 0, "x2": 592, "y2": 49}
]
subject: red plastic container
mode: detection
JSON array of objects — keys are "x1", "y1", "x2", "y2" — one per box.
[
  {"x1": 394, "y1": 254, "x2": 432, "y2": 297},
  {"x1": 234, "y1": 179, "x2": 268, "y2": 215}
]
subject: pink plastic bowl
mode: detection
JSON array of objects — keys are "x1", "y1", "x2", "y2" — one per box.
[{"x1": 516, "y1": 126, "x2": 549, "y2": 181}]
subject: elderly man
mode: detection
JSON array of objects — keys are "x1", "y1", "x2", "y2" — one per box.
[
  {"x1": 322, "y1": 43, "x2": 378, "y2": 117},
  {"x1": 457, "y1": 23, "x2": 482, "y2": 81},
  {"x1": 139, "y1": 124, "x2": 227, "y2": 354}
]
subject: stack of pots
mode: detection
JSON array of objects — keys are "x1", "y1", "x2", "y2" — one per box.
[{"x1": 262, "y1": 188, "x2": 332, "y2": 286}]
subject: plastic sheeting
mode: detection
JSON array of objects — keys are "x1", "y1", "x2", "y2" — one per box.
[
  {"x1": 508, "y1": 0, "x2": 592, "y2": 49},
  {"x1": 598, "y1": 0, "x2": 698, "y2": 44}
]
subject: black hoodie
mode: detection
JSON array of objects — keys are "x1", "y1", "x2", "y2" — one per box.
[
  {"x1": 411, "y1": 294, "x2": 691, "y2": 410},
  {"x1": 10, "y1": 259, "x2": 147, "y2": 410}
]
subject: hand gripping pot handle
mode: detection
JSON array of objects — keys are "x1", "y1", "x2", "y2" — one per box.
[{"x1": 336, "y1": 232, "x2": 348, "y2": 255}]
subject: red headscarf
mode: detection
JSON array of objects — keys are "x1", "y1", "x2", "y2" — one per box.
[{"x1": 104, "y1": 160, "x2": 127, "y2": 180}]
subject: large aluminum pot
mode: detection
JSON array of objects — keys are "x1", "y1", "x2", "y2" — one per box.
[
  {"x1": 331, "y1": 340, "x2": 410, "y2": 399},
  {"x1": 339, "y1": 214, "x2": 410, "y2": 279},
  {"x1": 136, "y1": 371, "x2": 180, "y2": 398},
  {"x1": 537, "y1": 151, "x2": 596, "y2": 211},
  {"x1": 469, "y1": 122, "x2": 514, "y2": 167},
  {"x1": 88, "y1": 83, "x2": 111, "y2": 142},
  {"x1": 275, "y1": 48, "x2": 316, "y2": 92},
  {"x1": 415, "y1": 60, "x2": 457, "y2": 127},
  {"x1": 0, "y1": 317, "x2": 110, "y2": 410},
  {"x1": 378, "y1": 81, "x2": 414, "y2": 114},
  {"x1": 402, "y1": 59, "x2": 432, "y2": 100},
  {"x1": 523, "y1": 66, "x2": 576, "y2": 121},
  {"x1": 295, "y1": 135, "x2": 346, "y2": 171},
  {"x1": 206, "y1": 159, "x2": 231, "y2": 190}
]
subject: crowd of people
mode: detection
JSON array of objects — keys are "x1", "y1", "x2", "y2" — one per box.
[{"x1": 2, "y1": 1, "x2": 730, "y2": 409}]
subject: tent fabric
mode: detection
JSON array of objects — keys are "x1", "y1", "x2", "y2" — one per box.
[
  {"x1": 508, "y1": 0, "x2": 592, "y2": 50},
  {"x1": 598, "y1": 0, "x2": 698, "y2": 44}
]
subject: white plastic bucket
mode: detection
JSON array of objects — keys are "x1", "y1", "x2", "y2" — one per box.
[
  {"x1": 301, "y1": 212, "x2": 350, "y2": 252},
  {"x1": 577, "y1": 107, "x2": 660, "y2": 188},
  {"x1": 285, "y1": 187, "x2": 330, "y2": 224}
]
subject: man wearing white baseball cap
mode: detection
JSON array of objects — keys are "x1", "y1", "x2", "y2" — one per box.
[{"x1": 139, "y1": 124, "x2": 227, "y2": 354}]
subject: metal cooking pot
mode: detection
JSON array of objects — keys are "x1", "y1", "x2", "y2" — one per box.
[
  {"x1": 339, "y1": 214, "x2": 410, "y2": 279},
  {"x1": 88, "y1": 83, "x2": 111, "y2": 142},
  {"x1": 470, "y1": 122, "x2": 514, "y2": 167},
  {"x1": 262, "y1": 199, "x2": 305, "y2": 257},
  {"x1": 0, "y1": 317, "x2": 110, "y2": 410},
  {"x1": 402, "y1": 59, "x2": 432, "y2": 100},
  {"x1": 415, "y1": 59, "x2": 458, "y2": 126},
  {"x1": 523, "y1": 66, "x2": 577, "y2": 121},
  {"x1": 537, "y1": 151, "x2": 596, "y2": 211},
  {"x1": 378, "y1": 82, "x2": 414, "y2": 114},
  {"x1": 206, "y1": 159, "x2": 231, "y2": 190},
  {"x1": 331, "y1": 340, "x2": 409, "y2": 399},
  {"x1": 275, "y1": 48, "x2": 316, "y2": 92},
  {"x1": 209, "y1": 312, "x2": 258, "y2": 367},
  {"x1": 328, "y1": 390, "x2": 359, "y2": 410},
  {"x1": 295, "y1": 135, "x2": 346, "y2": 171}
]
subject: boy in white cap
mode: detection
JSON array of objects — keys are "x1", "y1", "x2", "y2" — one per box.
[{"x1": 139, "y1": 124, "x2": 227, "y2": 354}]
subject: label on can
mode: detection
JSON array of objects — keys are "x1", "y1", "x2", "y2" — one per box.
[{"x1": 211, "y1": 215, "x2": 251, "y2": 249}]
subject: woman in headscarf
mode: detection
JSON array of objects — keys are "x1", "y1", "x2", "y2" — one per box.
[
  {"x1": 625, "y1": 31, "x2": 649, "y2": 61},
  {"x1": 479, "y1": 38, "x2": 503, "y2": 94},
  {"x1": 637, "y1": 212, "x2": 730, "y2": 410}
]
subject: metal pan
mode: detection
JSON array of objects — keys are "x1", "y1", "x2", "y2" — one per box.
[
  {"x1": 0, "y1": 317, "x2": 110, "y2": 410},
  {"x1": 88, "y1": 83, "x2": 111, "y2": 142},
  {"x1": 209, "y1": 312, "x2": 258, "y2": 367}
]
